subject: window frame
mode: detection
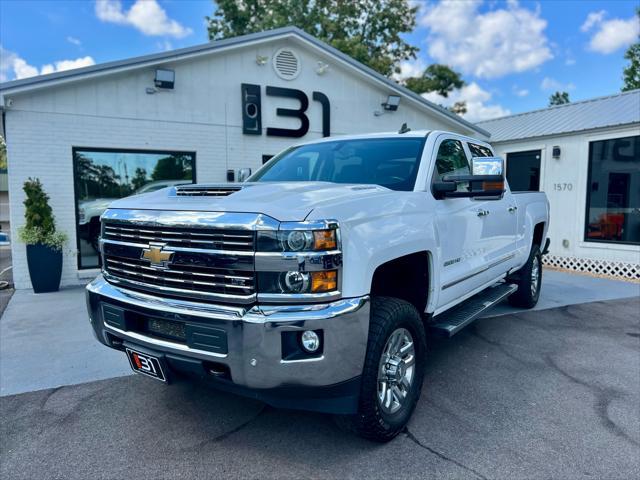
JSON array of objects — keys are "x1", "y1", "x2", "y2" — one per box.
[
  {"x1": 72, "y1": 146, "x2": 197, "y2": 270},
  {"x1": 583, "y1": 135, "x2": 640, "y2": 246}
]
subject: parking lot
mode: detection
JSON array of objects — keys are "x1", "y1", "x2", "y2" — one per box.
[{"x1": 1, "y1": 282, "x2": 638, "y2": 479}]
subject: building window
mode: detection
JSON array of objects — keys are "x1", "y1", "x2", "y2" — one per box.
[
  {"x1": 506, "y1": 150, "x2": 541, "y2": 192},
  {"x1": 73, "y1": 148, "x2": 196, "y2": 269},
  {"x1": 585, "y1": 135, "x2": 639, "y2": 245}
]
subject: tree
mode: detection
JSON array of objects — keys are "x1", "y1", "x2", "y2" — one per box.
[
  {"x1": 0, "y1": 136, "x2": 6, "y2": 171},
  {"x1": 131, "y1": 167, "x2": 148, "y2": 191},
  {"x1": 403, "y1": 64, "x2": 467, "y2": 115},
  {"x1": 206, "y1": 0, "x2": 419, "y2": 77},
  {"x1": 549, "y1": 91, "x2": 570, "y2": 106},
  {"x1": 151, "y1": 155, "x2": 193, "y2": 182},
  {"x1": 622, "y1": 8, "x2": 640, "y2": 91}
]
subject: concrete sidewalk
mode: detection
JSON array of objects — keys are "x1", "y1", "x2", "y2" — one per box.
[{"x1": 1, "y1": 270, "x2": 638, "y2": 397}]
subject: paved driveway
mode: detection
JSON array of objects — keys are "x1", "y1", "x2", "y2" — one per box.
[{"x1": 1, "y1": 297, "x2": 638, "y2": 479}]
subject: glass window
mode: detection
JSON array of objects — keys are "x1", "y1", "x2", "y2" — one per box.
[
  {"x1": 433, "y1": 139, "x2": 470, "y2": 193},
  {"x1": 506, "y1": 150, "x2": 541, "y2": 192},
  {"x1": 585, "y1": 136, "x2": 640, "y2": 245},
  {"x1": 468, "y1": 142, "x2": 493, "y2": 157},
  {"x1": 73, "y1": 148, "x2": 195, "y2": 268},
  {"x1": 250, "y1": 138, "x2": 425, "y2": 191}
]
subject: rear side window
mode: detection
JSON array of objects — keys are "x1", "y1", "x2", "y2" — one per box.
[{"x1": 468, "y1": 142, "x2": 493, "y2": 157}]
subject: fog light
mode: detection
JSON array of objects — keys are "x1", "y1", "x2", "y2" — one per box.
[
  {"x1": 280, "y1": 271, "x2": 310, "y2": 293},
  {"x1": 301, "y1": 330, "x2": 320, "y2": 353}
]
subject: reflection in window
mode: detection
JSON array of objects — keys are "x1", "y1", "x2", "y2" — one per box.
[
  {"x1": 73, "y1": 149, "x2": 195, "y2": 268},
  {"x1": 585, "y1": 136, "x2": 639, "y2": 245},
  {"x1": 433, "y1": 139, "x2": 469, "y2": 193}
]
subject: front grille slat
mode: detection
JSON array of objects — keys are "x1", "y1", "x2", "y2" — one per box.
[
  {"x1": 103, "y1": 223, "x2": 254, "y2": 251},
  {"x1": 102, "y1": 220, "x2": 256, "y2": 302}
]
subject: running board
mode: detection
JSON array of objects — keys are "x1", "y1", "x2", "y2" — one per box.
[{"x1": 429, "y1": 283, "x2": 518, "y2": 338}]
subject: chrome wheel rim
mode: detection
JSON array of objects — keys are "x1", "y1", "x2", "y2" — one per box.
[
  {"x1": 531, "y1": 255, "x2": 540, "y2": 297},
  {"x1": 377, "y1": 328, "x2": 415, "y2": 415}
]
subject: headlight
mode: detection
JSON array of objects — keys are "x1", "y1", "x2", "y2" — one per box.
[
  {"x1": 256, "y1": 220, "x2": 341, "y2": 299},
  {"x1": 257, "y1": 224, "x2": 338, "y2": 252}
]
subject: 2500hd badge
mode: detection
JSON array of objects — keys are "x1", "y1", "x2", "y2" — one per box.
[{"x1": 87, "y1": 130, "x2": 550, "y2": 442}]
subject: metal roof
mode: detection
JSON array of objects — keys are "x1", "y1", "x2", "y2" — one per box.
[
  {"x1": 477, "y1": 90, "x2": 640, "y2": 142},
  {"x1": 0, "y1": 26, "x2": 488, "y2": 137}
]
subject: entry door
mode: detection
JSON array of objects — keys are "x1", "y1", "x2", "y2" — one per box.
[
  {"x1": 431, "y1": 137, "x2": 488, "y2": 310},
  {"x1": 507, "y1": 150, "x2": 541, "y2": 191}
]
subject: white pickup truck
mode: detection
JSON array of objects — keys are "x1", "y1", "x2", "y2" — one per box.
[{"x1": 86, "y1": 130, "x2": 549, "y2": 442}]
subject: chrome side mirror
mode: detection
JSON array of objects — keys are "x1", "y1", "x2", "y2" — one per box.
[
  {"x1": 471, "y1": 156, "x2": 504, "y2": 177},
  {"x1": 237, "y1": 168, "x2": 252, "y2": 182}
]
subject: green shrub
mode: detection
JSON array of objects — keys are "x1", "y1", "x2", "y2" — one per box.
[{"x1": 17, "y1": 178, "x2": 67, "y2": 251}]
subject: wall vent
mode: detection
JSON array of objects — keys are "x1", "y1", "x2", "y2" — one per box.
[{"x1": 273, "y1": 49, "x2": 300, "y2": 80}]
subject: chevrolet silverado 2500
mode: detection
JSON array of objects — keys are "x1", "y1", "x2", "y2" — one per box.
[{"x1": 86, "y1": 130, "x2": 549, "y2": 442}]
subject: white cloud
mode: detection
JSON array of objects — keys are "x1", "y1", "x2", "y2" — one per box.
[
  {"x1": 422, "y1": 82, "x2": 510, "y2": 122},
  {"x1": 418, "y1": 0, "x2": 552, "y2": 79},
  {"x1": 581, "y1": 10, "x2": 606, "y2": 32},
  {"x1": 95, "y1": 0, "x2": 192, "y2": 38},
  {"x1": 393, "y1": 58, "x2": 426, "y2": 81},
  {"x1": 0, "y1": 46, "x2": 95, "y2": 81},
  {"x1": 156, "y1": 40, "x2": 174, "y2": 52},
  {"x1": 66, "y1": 36, "x2": 82, "y2": 46},
  {"x1": 40, "y1": 57, "x2": 95, "y2": 75},
  {"x1": 512, "y1": 86, "x2": 529, "y2": 97},
  {"x1": 540, "y1": 77, "x2": 575, "y2": 91},
  {"x1": 585, "y1": 14, "x2": 639, "y2": 54}
]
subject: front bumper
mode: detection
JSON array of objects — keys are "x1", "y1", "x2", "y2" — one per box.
[{"x1": 86, "y1": 275, "x2": 369, "y2": 412}]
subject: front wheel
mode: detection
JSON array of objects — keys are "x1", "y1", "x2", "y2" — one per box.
[
  {"x1": 508, "y1": 245, "x2": 542, "y2": 308},
  {"x1": 336, "y1": 297, "x2": 426, "y2": 442}
]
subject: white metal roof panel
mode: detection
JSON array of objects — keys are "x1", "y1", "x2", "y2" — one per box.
[{"x1": 477, "y1": 90, "x2": 640, "y2": 142}]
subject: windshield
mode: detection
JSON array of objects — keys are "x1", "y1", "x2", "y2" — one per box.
[{"x1": 249, "y1": 137, "x2": 426, "y2": 191}]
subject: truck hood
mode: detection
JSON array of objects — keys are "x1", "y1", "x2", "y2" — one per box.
[{"x1": 107, "y1": 182, "x2": 392, "y2": 222}]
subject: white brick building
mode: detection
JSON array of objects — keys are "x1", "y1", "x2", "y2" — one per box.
[{"x1": 0, "y1": 27, "x2": 486, "y2": 289}]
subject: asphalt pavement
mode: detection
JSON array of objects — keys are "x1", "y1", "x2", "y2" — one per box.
[{"x1": 1, "y1": 297, "x2": 638, "y2": 479}]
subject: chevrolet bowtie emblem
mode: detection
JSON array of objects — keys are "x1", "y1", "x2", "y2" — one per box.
[{"x1": 141, "y1": 243, "x2": 174, "y2": 269}]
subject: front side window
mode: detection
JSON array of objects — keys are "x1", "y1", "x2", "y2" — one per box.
[
  {"x1": 249, "y1": 138, "x2": 425, "y2": 192},
  {"x1": 585, "y1": 135, "x2": 640, "y2": 245},
  {"x1": 73, "y1": 148, "x2": 195, "y2": 268},
  {"x1": 433, "y1": 139, "x2": 470, "y2": 193}
]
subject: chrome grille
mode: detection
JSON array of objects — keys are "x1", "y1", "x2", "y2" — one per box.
[
  {"x1": 103, "y1": 255, "x2": 255, "y2": 298},
  {"x1": 102, "y1": 222, "x2": 254, "y2": 251}
]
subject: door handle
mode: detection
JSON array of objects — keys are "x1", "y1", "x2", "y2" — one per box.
[
  {"x1": 508, "y1": 205, "x2": 518, "y2": 213},
  {"x1": 477, "y1": 209, "x2": 490, "y2": 217}
]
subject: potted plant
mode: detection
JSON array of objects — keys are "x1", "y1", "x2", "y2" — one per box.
[{"x1": 18, "y1": 178, "x2": 67, "y2": 293}]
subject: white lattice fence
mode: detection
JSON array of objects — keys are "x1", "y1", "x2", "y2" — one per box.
[{"x1": 543, "y1": 255, "x2": 640, "y2": 281}]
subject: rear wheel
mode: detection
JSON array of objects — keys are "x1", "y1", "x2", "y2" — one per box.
[
  {"x1": 336, "y1": 297, "x2": 426, "y2": 442},
  {"x1": 508, "y1": 245, "x2": 542, "y2": 308}
]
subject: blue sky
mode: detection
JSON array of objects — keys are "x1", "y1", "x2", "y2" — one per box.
[{"x1": 1, "y1": 0, "x2": 638, "y2": 121}]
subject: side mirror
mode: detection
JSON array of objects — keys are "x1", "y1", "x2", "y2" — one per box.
[
  {"x1": 434, "y1": 157, "x2": 505, "y2": 199},
  {"x1": 237, "y1": 168, "x2": 252, "y2": 182}
]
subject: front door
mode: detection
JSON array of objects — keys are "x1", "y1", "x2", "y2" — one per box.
[
  {"x1": 431, "y1": 136, "x2": 488, "y2": 310},
  {"x1": 506, "y1": 150, "x2": 541, "y2": 192}
]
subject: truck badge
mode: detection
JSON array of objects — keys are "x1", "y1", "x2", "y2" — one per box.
[{"x1": 141, "y1": 243, "x2": 174, "y2": 269}]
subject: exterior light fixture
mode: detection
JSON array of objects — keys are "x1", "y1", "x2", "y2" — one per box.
[
  {"x1": 316, "y1": 61, "x2": 329, "y2": 75},
  {"x1": 552, "y1": 146, "x2": 561, "y2": 159},
  {"x1": 374, "y1": 94, "x2": 401, "y2": 116},
  {"x1": 382, "y1": 95, "x2": 401, "y2": 111},
  {"x1": 256, "y1": 55, "x2": 268, "y2": 66},
  {"x1": 154, "y1": 69, "x2": 175, "y2": 89}
]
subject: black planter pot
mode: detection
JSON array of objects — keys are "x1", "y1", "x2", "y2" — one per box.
[{"x1": 26, "y1": 243, "x2": 63, "y2": 293}]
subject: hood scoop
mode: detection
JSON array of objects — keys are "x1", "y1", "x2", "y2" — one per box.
[{"x1": 174, "y1": 184, "x2": 244, "y2": 197}]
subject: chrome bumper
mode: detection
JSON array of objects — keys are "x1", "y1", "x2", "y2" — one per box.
[{"x1": 86, "y1": 275, "x2": 369, "y2": 390}]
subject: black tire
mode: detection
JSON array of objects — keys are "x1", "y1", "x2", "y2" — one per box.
[
  {"x1": 336, "y1": 297, "x2": 427, "y2": 442},
  {"x1": 508, "y1": 244, "x2": 542, "y2": 308}
]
